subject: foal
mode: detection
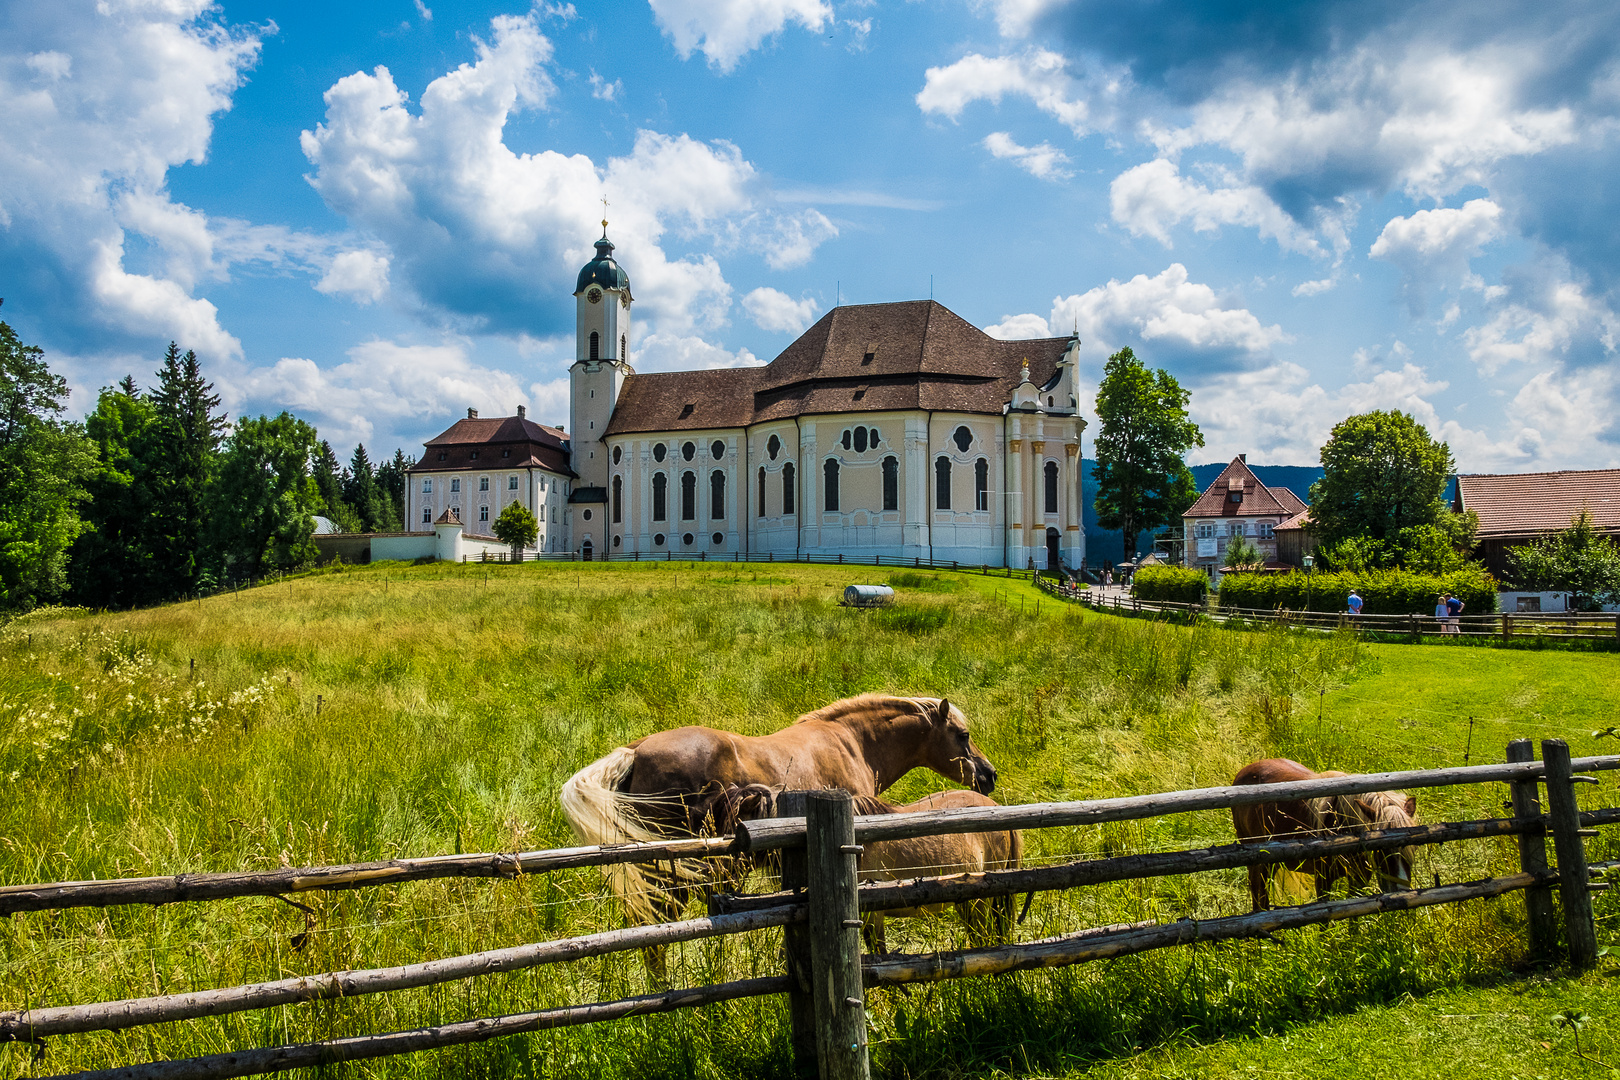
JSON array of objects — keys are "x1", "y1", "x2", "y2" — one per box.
[
  {"x1": 1232, "y1": 758, "x2": 1418, "y2": 911},
  {"x1": 851, "y1": 790, "x2": 1023, "y2": 955}
]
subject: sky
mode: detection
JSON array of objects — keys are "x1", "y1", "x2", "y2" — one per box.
[{"x1": 3, "y1": 0, "x2": 1618, "y2": 472}]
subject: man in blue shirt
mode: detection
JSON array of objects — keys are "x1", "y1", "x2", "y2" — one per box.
[{"x1": 1347, "y1": 590, "x2": 1363, "y2": 616}]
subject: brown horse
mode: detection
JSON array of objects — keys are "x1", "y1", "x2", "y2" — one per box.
[
  {"x1": 850, "y1": 790, "x2": 1023, "y2": 955},
  {"x1": 1232, "y1": 758, "x2": 1418, "y2": 911},
  {"x1": 560, "y1": 695, "x2": 998, "y2": 926}
]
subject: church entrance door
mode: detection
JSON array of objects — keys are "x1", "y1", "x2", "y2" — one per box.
[
  {"x1": 1046, "y1": 528, "x2": 1061, "y2": 573},
  {"x1": 582, "y1": 539, "x2": 594, "y2": 561}
]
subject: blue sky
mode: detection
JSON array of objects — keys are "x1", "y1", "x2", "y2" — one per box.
[{"x1": 3, "y1": 0, "x2": 1617, "y2": 471}]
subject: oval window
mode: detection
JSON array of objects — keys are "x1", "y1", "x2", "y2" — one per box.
[
  {"x1": 767, "y1": 434, "x2": 781, "y2": 460},
  {"x1": 612, "y1": 445, "x2": 622, "y2": 465},
  {"x1": 654, "y1": 532, "x2": 666, "y2": 546},
  {"x1": 653, "y1": 443, "x2": 667, "y2": 462},
  {"x1": 582, "y1": 509, "x2": 592, "y2": 521},
  {"x1": 853, "y1": 427, "x2": 868, "y2": 453},
  {"x1": 613, "y1": 535, "x2": 621, "y2": 548},
  {"x1": 682, "y1": 442, "x2": 696, "y2": 461},
  {"x1": 711, "y1": 440, "x2": 725, "y2": 460},
  {"x1": 711, "y1": 532, "x2": 724, "y2": 545},
  {"x1": 682, "y1": 532, "x2": 695, "y2": 546}
]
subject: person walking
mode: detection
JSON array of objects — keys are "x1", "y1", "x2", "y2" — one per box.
[
  {"x1": 1347, "y1": 590, "x2": 1363, "y2": 617},
  {"x1": 1434, "y1": 594, "x2": 1450, "y2": 636},
  {"x1": 1445, "y1": 592, "x2": 1464, "y2": 635}
]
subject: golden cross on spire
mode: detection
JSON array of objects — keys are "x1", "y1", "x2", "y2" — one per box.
[{"x1": 601, "y1": 194, "x2": 610, "y2": 237}]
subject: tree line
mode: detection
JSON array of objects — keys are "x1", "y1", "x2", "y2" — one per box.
[{"x1": 0, "y1": 304, "x2": 412, "y2": 611}]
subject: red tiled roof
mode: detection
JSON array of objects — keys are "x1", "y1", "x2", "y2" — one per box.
[
  {"x1": 411, "y1": 415, "x2": 575, "y2": 476},
  {"x1": 1184, "y1": 457, "x2": 1302, "y2": 520},
  {"x1": 603, "y1": 300, "x2": 1073, "y2": 435},
  {"x1": 1456, "y1": 469, "x2": 1620, "y2": 539}
]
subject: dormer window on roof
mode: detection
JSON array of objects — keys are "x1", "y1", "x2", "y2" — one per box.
[{"x1": 679, "y1": 403, "x2": 695, "y2": 419}]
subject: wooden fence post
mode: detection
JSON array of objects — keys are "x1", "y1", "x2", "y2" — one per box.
[
  {"x1": 805, "y1": 790, "x2": 870, "y2": 1080},
  {"x1": 1541, "y1": 738, "x2": 1598, "y2": 969},
  {"x1": 775, "y1": 792, "x2": 818, "y2": 1078},
  {"x1": 1506, "y1": 740, "x2": 1556, "y2": 959}
]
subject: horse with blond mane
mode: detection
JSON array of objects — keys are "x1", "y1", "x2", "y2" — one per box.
[
  {"x1": 560, "y1": 695, "x2": 998, "y2": 930},
  {"x1": 1232, "y1": 758, "x2": 1418, "y2": 911}
]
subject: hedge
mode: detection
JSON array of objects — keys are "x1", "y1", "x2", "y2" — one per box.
[
  {"x1": 1132, "y1": 566, "x2": 1210, "y2": 605},
  {"x1": 1216, "y1": 566, "x2": 1498, "y2": 616}
]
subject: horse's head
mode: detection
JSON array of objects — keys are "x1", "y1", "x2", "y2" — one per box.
[
  {"x1": 1360, "y1": 792, "x2": 1419, "y2": 890},
  {"x1": 918, "y1": 697, "x2": 998, "y2": 795}
]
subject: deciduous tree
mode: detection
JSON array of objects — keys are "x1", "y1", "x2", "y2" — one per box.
[
  {"x1": 69, "y1": 386, "x2": 161, "y2": 607},
  {"x1": 1092, "y1": 347, "x2": 1204, "y2": 556},
  {"x1": 493, "y1": 500, "x2": 538, "y2": 559},
  {"x1": 206, "y1": 413, "x2": 321, "y2": 582},
  {"x1": 1507, "y1": 509, "x2": 1620, "y2": 610}
]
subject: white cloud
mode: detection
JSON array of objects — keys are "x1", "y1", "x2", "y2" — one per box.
[
  {"x1": 982, "y1": 131, "x2": 1072, "y2": 180},
  {"x1": 981, "y1": 0, "x2": 1064, "y2": 38},
  {"x1": 589, "y1": 71, "x2": 623, "y2": 102},
  {"x1": 0, "y1": 0, "x2": 268, "y2": 359},
  {"x1": 984, "y1": 312, "x2": 1052, "y2": 339},
  {"x1": 1462, "y1": 279, "x2": 1619, "y2": 375},
  {"x1": 316, "y1": 250, "x2": 391, "y2": 304},
  {"x1": 1109, "y1": 159, "x2": 1320, "y2": 254},
  {"x1": 917, "y1": 49, "x2": 1096, "y2": 135},
  {"x1": 742, "y1": 287, "x2": 820, "y2": 334},
  {"x1": 301, "y1": 16, "x2": 835, "y2": 341},
  {"x1": 1292, "y1": 278, "x2": 1336, "y2": 297},
  {"x1": 414, "y1": 0, "x2": 432, "y2": 21},
  {"x1": 1049, "y1": 263, "x2": 1289, "y2": 366},
  {"x1": 1369, "y1": 198, "x2": 1503, "y2": 315},
  {"x1": 635, "y1": 331, "x2": 762, "y2": 371},
  {"x1": 648, "y1": 0, "x2": 832, "y2": 73}
]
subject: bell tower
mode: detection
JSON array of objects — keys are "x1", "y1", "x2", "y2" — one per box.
[{"x1": 570, "y1": 208, "x2": 632, "y2": 495}]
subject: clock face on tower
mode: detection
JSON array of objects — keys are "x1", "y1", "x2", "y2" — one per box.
[{"x1": 586, "y1": 286, "x2": 603, "y2": 304}]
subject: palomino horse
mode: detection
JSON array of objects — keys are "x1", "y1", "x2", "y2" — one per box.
[
  {"x1": 561, "y1": 695, "x2": 998, "y2": 930},
  {"x1": 1232, "y1": 758, "x2": 1418, "y2": 911},
  {"x1": 850, "y1": 790, "x2": 1023, "y2": 955}
]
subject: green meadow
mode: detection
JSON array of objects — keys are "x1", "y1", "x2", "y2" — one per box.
[{"x1": 0, "y1": 561, "x2": 1615, "y2": 1079}]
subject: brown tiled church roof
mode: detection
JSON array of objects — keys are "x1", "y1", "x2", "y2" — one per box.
[
  {"x1": 1185, "y1": 457, "x2": 1305, "y2": 520},
  {"x1": 414, "y1": 415, "x2": 575, "y2": 476},
  {"x1": 603, "y1": 300, "x2": 1073, "y2": 436},
  {"x1": 1455, "y1": 469, "x2": 1620, "y2": 539}
]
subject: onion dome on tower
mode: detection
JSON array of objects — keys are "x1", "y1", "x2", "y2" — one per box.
[{"x1": 575, "y1": 233, "x2": 632, "y2": 297}]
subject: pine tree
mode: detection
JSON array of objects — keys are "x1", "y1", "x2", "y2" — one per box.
[
  {"x1": 344, "y1": 443, "x2": 381, "y2": 532},
  {"x1": 374, "y1": 448, "x2": 413, "y2": 531},
  {"x1": 118, "y1": 374, "x2": 141, "y2": 398},
  {"x1": 148, "y1": 345, "x2": 226, "y2": 596},
  {"x1": 310, "y1": 440, "x2": 360, "y2": 530}
]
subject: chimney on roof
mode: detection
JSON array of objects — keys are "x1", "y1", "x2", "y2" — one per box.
[
  {"x1": 467, "y1": 408, "x2": 479, "y2": 419},
  {"x1": 517, "y1": 405, "x2": 527, "y2": 420},
  {"x1": 1239, "y1": 453, "x2": 1247, "y2": 463}
]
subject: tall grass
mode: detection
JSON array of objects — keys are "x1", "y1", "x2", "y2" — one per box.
[{"x1": 0, "y1": 561, "x2": 1609, "y2": 1078}]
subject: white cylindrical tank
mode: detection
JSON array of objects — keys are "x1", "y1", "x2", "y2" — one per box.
[{"x1": 843, "y1": 584, "x2": 895, "y2": 607}]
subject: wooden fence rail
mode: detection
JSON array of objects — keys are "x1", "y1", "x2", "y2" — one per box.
[{"x1": 10, "y1": 738, "x2": 1616, "y2": 1080}]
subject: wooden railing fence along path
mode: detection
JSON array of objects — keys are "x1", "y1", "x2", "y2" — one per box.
[
  {"x1": 2, "y1": 742, "x2": 1615, "y2": 1080},
  {"x1": 1056, "y1": 580, "x2": 1620, "y2": 644}
]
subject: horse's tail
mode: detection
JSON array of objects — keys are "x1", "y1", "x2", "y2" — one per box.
[{"x1": 560, "y1": 748, "x2": 703, "y2": 924}]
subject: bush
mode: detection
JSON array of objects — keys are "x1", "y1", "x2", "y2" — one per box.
[
  {"x1": 1132, "y1": 565, "x2": 1210, "y2": 605},
  {"x1": 1216, "y1": 566, "x2": 1497, "y2": 616}
]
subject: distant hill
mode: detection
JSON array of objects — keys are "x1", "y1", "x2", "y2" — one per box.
[{"x1": 1081, "y1": 459, "x2": 1324, "y2": 565}]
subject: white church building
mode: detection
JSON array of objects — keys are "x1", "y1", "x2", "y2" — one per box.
[{"x1": 405, "y1": 230, "x2": 1089, "y2": 570}]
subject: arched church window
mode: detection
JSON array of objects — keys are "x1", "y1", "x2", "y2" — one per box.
[
  {"x1": 711, "y1": 471, "x2": 726, "y2": 519},
  {"x1": 882, "y1": 456, "x2": 898, "y2": 512},
  {"x1": 853, "y1": 427, "x2": 868, "y2": 453},
  {"x1": 612, "y1": 475, "x2": 622, "y2": 524},
  {"x1": 953, "y1": 426, "x2": 973, "y2": 453},
  {"x1": 652, "y1": 473, "x2": 667, "y2": 521},
  {"x1": 935, "y1": 457, "x2": 952, "y2": 510},
  {"x1": 682, "y1": 441, "x2": 696, "y2": 462},
  {"x1": 1045, "y1": 461, "x2": 1060, "y2": 514},
  {"x1": 767, "y1": 434, "x2": 781, "y2": 460},
  {"x1": 589, "y1": 331, "x2": 599, "y2": 360},
  {"x1": 824, "y1": 460, "x2": 840, "y2": 512},
  {"x1": 783, "y1": 463, "x2": 796, "y2": 515},
  {"x1": 975, "y1": 458, "x2": 990, "y2": 512},
  {"x1": 711, "y1": 440, "x2": 725, "y2": 460},
  {"x1": 653, "y1": 443, "x2": 667, "y2": 462},
  {"x1": 758, "y1": 467, "x2": 766, "y2": 516},
  {"x1": 681, "y1": 471, "x2": 696, "y2": 520},
  {"x1": 612, "y1": 445, "x2": 621, "y2": 465}
]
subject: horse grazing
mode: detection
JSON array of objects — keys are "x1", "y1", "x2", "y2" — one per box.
[
  {"x1": 1231, "y1": 758, "x2": 1418, "y2": 911},
  {"x1": 560, "y1": 695, "x2": 998, "y2": 929},
  {"x1": 850, "y1": 790, "x2": 1024, "y2": 955}
]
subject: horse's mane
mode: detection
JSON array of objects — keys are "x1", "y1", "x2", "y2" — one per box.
[
  {"x1": 792, "y1": 693, "x2": 932, "y2": 726},
  {"x1": 851, "y1": 794, "x2": 902, "y2": 815},
  {"x1": 1332, "y1": 790, "x2": 1414, "y2": 830}
]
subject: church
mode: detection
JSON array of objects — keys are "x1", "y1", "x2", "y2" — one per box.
[{"x1": 405, "y1": 228, "x2": 1089, "y2": 570}]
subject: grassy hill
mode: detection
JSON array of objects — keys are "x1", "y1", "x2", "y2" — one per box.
[{"x1": 0, "y1": 561, "x2": 1615, "y2": 1078}]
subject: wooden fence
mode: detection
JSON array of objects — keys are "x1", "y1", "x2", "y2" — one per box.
[
  {"x1": 465, "y1": 549, "x2": 1046, "y2": 580},
  {"x1": 1068, "y1": 585, "x2": 1620, "y2": 643},
  {"x1": 2, "y1": 741, "x2": 1615, "y2": 1080}
]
